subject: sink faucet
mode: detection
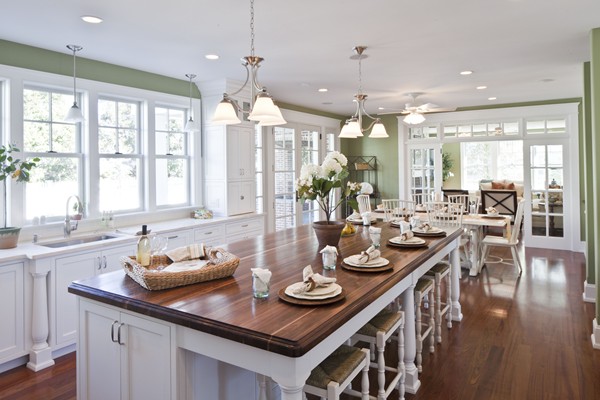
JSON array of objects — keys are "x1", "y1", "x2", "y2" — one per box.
[{"x1": 64, "y1": 195, "x2": 83, "y2": 237}]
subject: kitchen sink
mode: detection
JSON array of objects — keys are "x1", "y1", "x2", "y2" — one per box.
[{"x1": 38, "y1": 234, "x2": 121, "y2": 248}]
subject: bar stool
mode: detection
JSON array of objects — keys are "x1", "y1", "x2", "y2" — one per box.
[
  {"x1": 352, "y1": 310, "x2": 405, "y2": 400},
  {"x1": 303, "y1": 345, "x2": 370, "y2": 400},
  {"x1": 424, "y1": 262, "x2": 452, "y2": 343},
  {"x1": 415, "y1": 278, "x2": 435, "y2": 373}
]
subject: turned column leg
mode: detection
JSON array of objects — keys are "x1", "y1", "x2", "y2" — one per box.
[
  {"x1": 402, "y1": 284, "x2": 420, "y2": 394},
  {"x1": 450, "y1": 240, "x2": 463, "y2": 322},
  {"x1": 27, "y1": 270, "x2": 54, "y2": 371}
]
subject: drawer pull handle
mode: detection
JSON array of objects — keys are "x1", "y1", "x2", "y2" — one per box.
[
  {"x1": 117, "y1": 322, "x2": 125, "y2": 345},
  {"x1": 240, "y1": 195, "x2": 245, "y2": 200},
  {"x1": 167, "y1": 235, "x2": 178, "y2": 240},
  {"x1": 97, "y1": 256, "x2": 102, "y2": 270},
  {"x1": 205, "y1": 232, "x2": 212, "y2": 235},
  {"x1": 102, "y1": 255, "x2": 107, "y2": 269},
  {"x1": 111, "y1": 321, "x2": 119, "y2": 343},
  {"x1": 242, "y1": 224, "x2": 249, "y2": 227}
]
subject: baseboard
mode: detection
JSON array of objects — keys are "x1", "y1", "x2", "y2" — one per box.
[
  {"x1": 583, "y1": 280, "x2": 596, "y2": 303},
  {"x1": 592, "y1": 319, "x2": 600, "y2": 349},
  {"x1": 0, "y1": 355, "x2": 28, "y2": 374}
]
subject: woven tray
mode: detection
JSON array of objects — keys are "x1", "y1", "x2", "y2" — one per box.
[{"x1": 120, "y1": 247, "x2": 239, "y2": 290}]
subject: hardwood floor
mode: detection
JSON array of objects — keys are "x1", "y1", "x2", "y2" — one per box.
[{"x1": 2, "y1": 245, "x2": 599, "y2": 400}]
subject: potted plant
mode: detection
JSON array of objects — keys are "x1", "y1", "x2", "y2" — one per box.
[
  {"x1": 295, "y1": 151, "x2": 361, "y2": 249},
  {"x1": 0, "y1": 144, "x2": 39, "y2": 249}
]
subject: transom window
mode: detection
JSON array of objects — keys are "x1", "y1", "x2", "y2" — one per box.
[
  {"x1": 98, "y1": 97, "x2": 142, "y2": 212},
  {"x1": 23, "y1": 86, "x2": 83, "y2": 221}
]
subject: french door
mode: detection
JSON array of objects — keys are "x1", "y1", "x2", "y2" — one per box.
[
  {"x1": 272, "y1": 125, "x2": 321, "y2": 231},
  {"x1": 406, "y1": 145, "x2": 441, "y2": 202}
]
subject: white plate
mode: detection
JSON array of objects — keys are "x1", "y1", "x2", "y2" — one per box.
[
  {"x1": 390, "y1": 220, "x2": 409, "y2": 226},
  {"x1": 412, "y1": 226, "x2": 444, "y2": 234},
  {"x1": 343, "y1": 255, "x2": 390, "y2": 268},
  {"x1": 285, "y1": 283, "x2": 343, "y2": 300},
  {"x1": 389, "y1": 236, "x2": 426, "y2": 245}
]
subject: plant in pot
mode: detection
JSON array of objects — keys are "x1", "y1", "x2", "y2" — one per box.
[
  {"x1": 295, "y1": 151, "x2": 361, "y2": 249},
  {"x1": 0, "y1": 144, "x2": 39, "y2": 249}
]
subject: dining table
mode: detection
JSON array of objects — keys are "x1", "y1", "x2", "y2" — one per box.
[
  {"x1": 69, "y1": 222, "x2": 463, "y2": 400},
  {"x1": 461, "y1": 214, "x2": 511, "y2": 276}
]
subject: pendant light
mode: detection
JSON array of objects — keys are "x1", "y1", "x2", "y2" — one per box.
[
  {"x1": 338, "y1": 46, "x2": 388, "y2": 139},
  {"x1": 184, "y1": 74, "x2": 200, "y2": 132},
  {"x1": 212, "y1": 0, "x2": 286, "y2": 126},
  {"x1": 64, "y1": 44, "x2": 85, "y2": 123}
]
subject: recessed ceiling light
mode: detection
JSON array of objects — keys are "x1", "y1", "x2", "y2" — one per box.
[
  {"x1": 322, "y1": 102, "x2": 333, "y2": 105},
  {"x1": 476, "y1": 85, "x2": 487, "y2": 90},
  {"x1": 318, "y1": 88, "x2": 328, "y2": 92},
  {"x1": 378, "y1": 107, "x2": 385, "y2": 110},
  {"x1": 81, "y1": 15, "x2": 103, "y2": 24},
  {"x1": 488, "y1": 97, "x2": 497, "y2": 101},
  {"x1": 205, "y1": 54, "x2": 219, "y2": 60},
  {"x1": 541, "y1": 78, "x2": 555, "y2": 83},
  {"x1": 460, "y1": 70, "x2": 473, "y2": 75}
]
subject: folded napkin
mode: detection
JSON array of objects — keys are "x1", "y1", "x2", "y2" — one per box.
[
  {"x1": 319, "y1": 245, "x2": 338, "y2": 256},
  {"x1": 357, "y1": 245, "x2": 381, "y2": 264},
  {"x1": 251, "y1": 267, "x2": 272, "y2": 292},
  {"x1": 417, "y1": 222, "x2": 432, "y2": 232},
  {"x1": 398, "y1": 220, "x2": 411, "y2": 234},
  {"x1": 485, "y1": 207, "x2": 498, "y2": 214},
  {"x1": 166, "y1": 243, "x2": 206, "y2": 262},
  {"x1": 162, "y1": 259, "x2": 208, "y2": 273},
  {"x1": 399, "y1": 231, "x2": 414, "y2": 241},
  {"x1": 291, "y1": 265, "x2": 337, "y2": 294}
]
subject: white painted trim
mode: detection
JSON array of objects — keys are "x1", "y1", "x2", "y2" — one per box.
[
  {"x1": 592, "y1": 318, "x2": 600, "y2": 349},
  {"x1": 583, "y1": 280, "x2": 596, "y2": 303}
]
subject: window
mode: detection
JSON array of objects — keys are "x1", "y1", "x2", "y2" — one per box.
[
  {"x1": 23, "y1": 87, "x2": 83, "y2": 221},
  {"x1": 443, "y1": 121, "x2": 519, "y2": 138},
  {"x1": 255, "y1": 126, "x2": 264, "y2": 213},
  {"x1": 526, "y1": 119, "x2": 567, "y2": 135},
  {"x1": 154, "y1": 106, "x2": 190, "y2": 207},
  {"x1": 460, "y1": 140, "x2": 523, "y2": 190},
  {"x1": 98, "y1": 98, "x2": 142, "y2": 212}
]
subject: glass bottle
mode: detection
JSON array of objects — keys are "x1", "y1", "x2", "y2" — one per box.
[{"x1": 136, "y1": 225, "x2": 151, "y2": 267}]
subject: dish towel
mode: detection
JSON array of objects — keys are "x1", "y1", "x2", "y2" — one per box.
[
  {"x1": 166, "y1": 243, "x2": 206, "y2": 262},
  {"x1": 357, "y1": 245, "x2": 381, "y2": 264},
  {"x1": 291, "y1": 265, "x2": 337, "y2": 294}
]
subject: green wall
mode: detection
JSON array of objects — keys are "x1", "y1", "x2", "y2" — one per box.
[
  {"x1": 0, "y1": 39, "x2": 198, "y2": 97},
  {"x1": 590, "y1": 28, "x2": 600, "y2": 317},
  {"x1": 442, "y1": 142, "x2": 461, "y2": 189}
]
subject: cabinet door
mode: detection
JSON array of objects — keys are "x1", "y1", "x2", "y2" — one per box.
[
  {"x1": 163, "y1": 230, "x2": 192, "y2": 251},
  {"x1": 120, "y1": 312, "x2": 172, "y2": 400},
  {"x1": 78, "y1": 301, "x2": 121, "y2": 400},
  {"x1": 227, "y1": 126, "x2": 255, "y2": 180},
  {"x1": 55, "y1": 252, "x2": 98, "y2": 346},
  {"x1": 0, "y1": 262, "x2": 24, "y2": 363},
  {"x1": 101, "y1": 243, "x2": 137, "y2": 274},
  {"x1": 228, "y1": 181, "x2": 256, "y2": 216}
]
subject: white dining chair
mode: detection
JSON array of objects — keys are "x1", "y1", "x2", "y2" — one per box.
[
  {"x1": 356, "y1": 194, "x2": 372, "y2": 215},
  {"x1": 479, "y1": 199, "x2": 526, "y2": 276},
  {"x1": 382, "y1": 199, "x2": 415, "y2": 223}
]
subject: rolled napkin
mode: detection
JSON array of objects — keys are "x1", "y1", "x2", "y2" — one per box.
[
  {"x1": 291, "y1": 265, "x2": 337, "y2": 294},
  {"x1": 319, "y1": 245, "x2": 338, "y2": 256},
  {"x1": 166, "y1": 243, "x2": 206, "y2": 262},
  {"x1": 399, "y1": 220, "x2": 411, "y2": 234},
  {"x1": 409, "y1": 216, "x2": 421, "y2": 228},
  {"x1": 417, "y1": 222, "x2": 432, "y2": 231},
  {"x1": 357, "y1": 245, "x2": 381, "y2": 264},
  {"x1": 251, "y1": 267, "x2": 272, "y2": 293},
  {"x1": 399, "y1": 231, "x2": 414, "y2": 241}
]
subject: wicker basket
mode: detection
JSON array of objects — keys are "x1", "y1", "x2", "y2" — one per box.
[{"x1": 120, "y1": 247, "x2": 240, "y2": 290}]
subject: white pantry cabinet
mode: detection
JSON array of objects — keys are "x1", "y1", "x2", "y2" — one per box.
[
  {"x1": 54, "y1": 243, "x2": 136, "y2": 347},
  {"x1": 77, "y1": 299, "x2": 173, "y2": 400},
  {"x1": 0, "y1": 261, "x2": 25, "y2": 364}
]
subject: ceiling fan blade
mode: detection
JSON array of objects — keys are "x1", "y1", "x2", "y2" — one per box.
[
  {"x1": 422, "y1": 107, "x2": 457, "y2": 113},
  {"x1": 376, "y1": 109, "x2": 408, "y2": 115}
]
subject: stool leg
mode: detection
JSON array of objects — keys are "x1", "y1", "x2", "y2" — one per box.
[
  {"x1": 398, "y1": 317, "x2": 406, "y2": 400},
  {"x1": 361, "y1": 349, "x2": 370, "y2": 400},
  {"x1": 429, "y1": 289, "x2": 435, "y2": 354},
  {"x1": 415, "y1": 290, "x2": 423, "y2": 373},
  {"x1": 434, "y1": 274, "x2": 442, "y2": 343},
  {"x1": 376, "y1": 331, "x2": 386, "y2": 399},
  {"x1": 446, "y1": 273, "x2": 453, "y2": 329}
]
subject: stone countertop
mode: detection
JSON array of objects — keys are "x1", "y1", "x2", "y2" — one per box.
[{"x1": 0, "y1": 213, "x2": 264, "y2": 263}]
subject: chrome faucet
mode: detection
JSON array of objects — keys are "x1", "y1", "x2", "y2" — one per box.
[{"x1": 64, "y1": 195, "x2": 83, "y2": 237}]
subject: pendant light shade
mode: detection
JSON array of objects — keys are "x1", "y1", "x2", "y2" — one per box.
[
  {"x1": 213, "y1": 96, "x2": 242, "y2": 125},
  {"x1": 64, "y1": 44, "x2": 84, "y2": 123},
  {"x1": 369, "y1": 120, "x2": 389, "y2": 138},
  {"x1": 403, "y1": 112, "x2": 426, "y2": 125},
  {"x1": 339, "y1": 119, "x2": 362, "y2": 138},
  {"x1": 257, "y1": 106, "x2": 286, "y2": 126},
  {"x1": 184, "y1": 74, "x2": 200, "y2": 132},
  {"x1": 248, "y1": 92, "x2": 280, "y2": 121}
]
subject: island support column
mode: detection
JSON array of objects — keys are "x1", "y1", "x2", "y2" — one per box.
[
  {"x1": 402, "y1": 282, "x2": 420, "y2": 393},
  {"x1": 450, "y1": 237, "x2": 463, "y2": 321},
  {"x1": 27, "y1": 259, "x2": 54, "y2": 371}
]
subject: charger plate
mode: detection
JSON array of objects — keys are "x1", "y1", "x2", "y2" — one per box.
[
  {"x1": 388, "y1": 236, "x2": 428, "y2": 248},
  {"x1": 343, "y1": 255, "x2": 390, "y2": 268},
  {"x1": 278, "y1": 288, "x2": 346, "y2": 306},
  {"x1": 342, "y1": 262, "x2": 393, "y2": 273}
]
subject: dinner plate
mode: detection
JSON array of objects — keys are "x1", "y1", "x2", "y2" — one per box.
[
  {"x1": 284, "y1": 282, "x2": 342, "y2": 300},
  {"x1": 278, "y1": 288, "x2": 346, "y2": 306},
  {"x1": 343, "y1": 255, "x2": 390, "y2": 268},
  {"x1": 482, "y1": 214, "x2": 505, "y2": 219},
  {"x1": 390, "y1": 219, "x2": 409, "y2": 227},
  {"x1": 412, "y1": 226, "x2": 446, "y2": 237},
  {"x1": 388, "y1": 237, "x2": 427, "y2": 248},
  {"x1": 347, "y1": 217, "x2": 377, "y2": 225}
]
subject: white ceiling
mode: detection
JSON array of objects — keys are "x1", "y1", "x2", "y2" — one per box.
[{"x1": 1, "y1": 0, "x2": 599, "y2": 117}]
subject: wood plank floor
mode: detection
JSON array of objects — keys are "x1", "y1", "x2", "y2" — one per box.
[{"x1": 1, "y1": 244, "x2": 599, "y2": 399}]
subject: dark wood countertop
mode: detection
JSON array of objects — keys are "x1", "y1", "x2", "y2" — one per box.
[{"x1": 69, "y1": 222, "x2": 461, "y2": 357}]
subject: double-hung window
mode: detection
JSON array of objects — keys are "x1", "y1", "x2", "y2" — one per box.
[
  {"x1": 98, "y1": 97, "x2": 142, "y2": 212},
  {"x1": 154, "y1": 106, "x2": 190, "y2": 206},
  {"x1": 23, "y1": 87, "x2": 83, "y2": 222}
]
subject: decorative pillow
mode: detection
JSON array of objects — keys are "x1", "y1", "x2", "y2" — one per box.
[
  {"x1": 491, "y1": 181, "x2": 505, "y2": 189},
  {"x1": 506, "y1": 182, "x2": 516, "y2": 190},
  {"x1": 480, "y1": 181, "x2": 492, "y2": 190},
  {"x1": 514, "y1": 183, "x2": 524, "y2": 198}
]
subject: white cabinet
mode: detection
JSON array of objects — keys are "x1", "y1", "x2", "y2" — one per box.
[
  {"x1": 162, "y1": 229, "x2": 192, "y2": 251},
  {"x1": 193, "y1": 225, "x2": 225, "y2": 247},
  {"x1": 227, "y1": 180, "x2": 256, "y2": 216},
  {"x1": 227, "y1": 125, "x2": 255, "y2": 180},
  {"x1": 225, "y1": 216, "x2": 265, "y2": 243},
  {"x1": 78, "y1": 299, "x2": 173, "y2": 400},
  {"x1": 0, "y1": 261, "x2": 25, "y2": 364},
  {"x1": 54, "y1": 243, "x2": 136, "y2": 347}
]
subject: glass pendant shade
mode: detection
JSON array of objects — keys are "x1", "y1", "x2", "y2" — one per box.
[
  {"x1": 403, "y1": 112, "x2": 426, "y2": 125},
  {"x1": 339, "y1": 122, "x2": 356, "y2": 138},
  {"x1": 213, "y1": 99, "x2": 242, "y2": 125},
  {"x1": 65, "y1": 103, "x2": 84, "y2": 123},
  {"x1": 347, "y1": 120, "x2": 363, "y2": 137},
  {"x1": 248, "y1": 94, "x2": 282, "y2": 122},
  {"x1": 369, "y1": 121, "x2": 389, "y2": 138},
  {"x1": 184, "y1": 117, "x2": 200, "y2": 132},
  {"x1": 257, "y1": 106, "x2": 286, "y2": 126}
]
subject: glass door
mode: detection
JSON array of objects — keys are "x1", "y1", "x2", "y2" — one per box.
[
  {"x1": 273, "y1": 125, "x2": 321, "y2": 231},
  {"x1": 408, "y1": 145, "x2": 440, "y2": 203},
  {"x1": 524, "y1": 141, "x2": 569, "y2": 249}
]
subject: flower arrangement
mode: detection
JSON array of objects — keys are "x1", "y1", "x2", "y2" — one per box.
[
  {"x1": 0, "y1": 144, "x2": 39, "y2": 229},
  {"x1": 295, "y1": 151, "x2": 362, "y2": 223}
]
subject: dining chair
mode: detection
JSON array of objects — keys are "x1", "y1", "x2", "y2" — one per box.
[
  {"x1": 352, "y1": 309, "x2": 405, "y2": 400},
  {"x1": 356, "y1": 194, "x2": 372, "y2": 215},
  {"x1": 381, "y1": 199, "x2": 416, "y2": 223},
  {"x1": 479, "y1": 199, "x2": 526, "y2": 276},
  {"x1": 424, "y1": 201, "x2": 464, "y2": 227},
  {"x1": 303, "y1": 345, "x2": 370, "y2": 400}
]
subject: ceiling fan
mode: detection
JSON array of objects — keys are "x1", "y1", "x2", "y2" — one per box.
[{"x1": 378, "y1": 92, "x2": 456, "y2": 124}]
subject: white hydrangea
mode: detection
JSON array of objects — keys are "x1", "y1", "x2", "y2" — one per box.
[
  {"x1": 299, "y1": 164, "x2": 320, "y2": 181},
  {"x1": 324, "y1": 151, "x2": 347, "y2": 168},
  {"x1": 321, "y1": 157, "x2": 342, "y2": 176}
]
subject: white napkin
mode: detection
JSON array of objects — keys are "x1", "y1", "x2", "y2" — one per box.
[
  {"x1": 357, "y1": 245, "x2": 381, "y2": 264},
  {"x1": 417, "y1": 222, "x2": 432, "y2": 232},
  {"x1": 399, "y1": 231, "x2": 414, "y2": 241},
  {"x1": 166, "y1": 243, "x2": 206, "y2": 262},
  {"x1": 291, "y1": 265, "x2": 337, "y2": 294},
  {"x1": 485, "y1": 207, "x2": 498, "y2": 214},
  {"x1": 319, "y1": 245, "x2": 338, "y2": 256},
  {"x1": 251, "y1": 268, "x2": 272, "y2": 293},
  {"x1": 162, "y1": 259, "x2": 208, "y2": 273},
  {"x1": 399, "y1": 221, "x2": 411, "y2": 234}
]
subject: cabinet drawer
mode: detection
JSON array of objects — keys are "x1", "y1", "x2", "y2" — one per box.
[
  {"x1": 194, "y1": 225, "x2": 225, "y2": 246},
  {"x1": 226, "y1": 229, "x2": 264, "y2": 244},
  {"x1": 225, "y1": 218, "x2": 263, "y2": 235}
]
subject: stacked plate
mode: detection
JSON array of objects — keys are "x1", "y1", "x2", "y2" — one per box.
[
  {"x1": 343, "y1": 255, "x2": 390, "y2": 268},
  {"x1": 412, "y1": 226, "x2": 446, "y2": 237},
  {"x1": 388, "y1": 236, "x2": 427, "y2": 248},
  {"x1": 284, "y1": 282, "x2": 342, "y2": 300}
]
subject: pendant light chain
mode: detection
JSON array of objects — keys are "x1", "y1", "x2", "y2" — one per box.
[
  {"x1": 72, "y1": 48, "x2": 77, "y2": 99},
  {"x1": 250, "y1": 0, "x2": 255, "y2": 57},
  {"x1": 357, "y1": 52, "x2": 363, "y2": 96}
]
